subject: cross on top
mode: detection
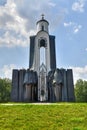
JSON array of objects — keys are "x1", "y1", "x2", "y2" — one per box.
[{"x1": 41, "y1": 14, "x2": 44, "y2": 19}]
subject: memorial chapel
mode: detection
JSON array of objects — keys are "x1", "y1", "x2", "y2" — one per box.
[{"x1": 11, "y1": 15, "x2": 75, "y2": 102}]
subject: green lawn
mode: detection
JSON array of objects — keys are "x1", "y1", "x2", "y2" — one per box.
[{"x1": 0, "y1": 103, "x2": 87, "y2": 130}]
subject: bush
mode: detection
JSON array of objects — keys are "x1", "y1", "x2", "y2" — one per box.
[
  {"x1": 0, "y1": 78, "x2": 11, "y2": 102},
  {"x1": 75, "y1": 79, "x2": 87, "y2": 102}
]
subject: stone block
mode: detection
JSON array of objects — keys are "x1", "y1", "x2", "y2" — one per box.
[
  {"x1": 66, "y1": 69, "x2": 75, "y2": 102},
  {"x1": 19, "y1": 69, "x2": 26, "y2": 102},
  {"x1": 11, "y1": 69, "x2": 19, "y2": 101}
]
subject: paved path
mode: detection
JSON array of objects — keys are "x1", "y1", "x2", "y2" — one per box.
[{"x1": 0, "y1": 103, "x2": 72, "y2": 106}]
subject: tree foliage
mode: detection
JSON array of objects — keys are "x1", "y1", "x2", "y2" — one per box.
[
  {"x1": 0, "y1": 78, "x2": 11, "y2": 102},
  {"x1": 75, "y1": 79, "x2": 87, "y2": 102}
]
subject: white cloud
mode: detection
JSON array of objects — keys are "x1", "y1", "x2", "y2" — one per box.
[
  {"x1": 70, "y1": 66, "x2": 87, "y2": 84},
  {"x1": 64, "y1": 22, "x2": 74, "y2": 27},
  {"x1": 0, "y1": 0, "x2": 68, "y2": 47},
  {"x1": 0, "y1": 64, "x2": 16, "y2": 79},
  {"x1": 73, "y1": 25, "x2": 82, "y2": 33},
  {"x1": 48, "y1": 2, "x2": 56, "y2": 7},
  {"x1": 64, "y1": 22, "x2": 82, "y2": 34},
  {"x1": 0, "y1": 0, "x2": 30, "y2": 47},
  {"x1": 85, "y1": 48, "x2": 87, "y2": 51},
  {"x1": 29, "y1": 30, "x2": 37, "y2": 36},
  {"x1": 72, "y1": 0, "x2": 85, "y2": 12},
  {"x1": 0, "y1": 0, "x2": 52, "y2": 47},
  {"x1": 0, "y1": 31, "x2": 29, "y2": 47}
]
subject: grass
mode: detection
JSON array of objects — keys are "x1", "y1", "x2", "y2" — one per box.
[{"x1": 0, "y1": 103, "x2": 87, "y2": 130}]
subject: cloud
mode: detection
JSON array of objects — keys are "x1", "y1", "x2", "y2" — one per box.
[
  {"x1": 85, "y1": 48, "x2": 87, "y2": 51},
  {"x1": 0, "y1": 64, "x2": 25, "y2": 79},
  {"x1": 0, "y1": 31, "x2": 28, "y2": 47},
  {"x1": 73, "y1": 25, "x2": 82, "y2": 33},
  {"x1": 72, "y1": 0, "x2": 85, "y2": 12},
  {"x1": 0, "y1": 0, "x2": 30, "y2": 47},
  {"x1": 64, "y1": 22, "x2": 74, "y2": 27},
  {"x1": 64, "y1": 22, "x2": 82, "y2": 34},
  {"x1": 0, "y1": 64, "x2": 16, "y2": 79},
  {"x1": 48, "y1": 2, "x2": 56, "y2": 7},
  {"x1": 0, "y1": 0, "x2": 68, "y2": 47},
  {"x1": 70, "y1": 66, "x2": 87, "y2": 84},
  {"x1": 0, "y1": 0, "x2": 52, "y2": 47}
]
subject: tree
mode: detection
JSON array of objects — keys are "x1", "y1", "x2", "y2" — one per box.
[
  {"x1": 0, "y1": 78, "x2": 11, "y2": 102},
  {"x1": 75, "y1": 79, "x2": 87, "y2": 102}
]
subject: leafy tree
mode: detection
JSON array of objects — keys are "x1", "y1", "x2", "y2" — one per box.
[
  {"x1": 0, "y1": 78, "x2": 11, "y2": 102},
  {"x1": 75, "y1": 79, "x2": 87, "y2": 102}
]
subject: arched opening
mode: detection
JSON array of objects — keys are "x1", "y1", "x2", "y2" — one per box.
[
  {"x1": 40, "y1": 39, "x2": 46, "y2": 66},
  {"x1": 39, "y1": 39, "x2": 47, "y2": 101},
  {"x1": 41, "y1": 25, "x2": 44, "y2": 31},
  {"x1": 40, "y1": 39, "x2": 46, "y2": 47},
  {"x1": 40, "y1": 47, "x2": 45, "y2": 65}
]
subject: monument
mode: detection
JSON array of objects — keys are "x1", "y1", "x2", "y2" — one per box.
[{"x1": 11, "y1": 15, "x2": 75, "y2": 102}]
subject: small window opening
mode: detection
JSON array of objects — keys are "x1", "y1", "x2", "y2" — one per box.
[{"x1": 42, "y1": 25, "x2": 44, "y2": 31}]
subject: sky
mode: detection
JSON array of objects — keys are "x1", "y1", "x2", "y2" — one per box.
[{"x1": 0, "y1": 0, "x2": 87, "y2": 84}]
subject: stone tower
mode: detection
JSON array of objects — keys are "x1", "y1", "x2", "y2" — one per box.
[
  {"x1": 29, "y1": 15, "x2": 56, "y2": 101},
  {"x1": 11, "y1": 15, "x2": 75, "y2": 102}
]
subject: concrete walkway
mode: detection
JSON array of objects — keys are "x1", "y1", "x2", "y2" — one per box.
[{"x1": 0, "y1": 103, "x2": 72, "y2": 106}]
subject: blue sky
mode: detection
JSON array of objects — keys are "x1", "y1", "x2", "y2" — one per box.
[{"x1": 0, "y1": 0, "x2": 87, "y2": 83}]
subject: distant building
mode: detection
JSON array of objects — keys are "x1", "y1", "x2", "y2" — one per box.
[{"x1": 11, "y1": 15, "x2": 75, "y2": 102}]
